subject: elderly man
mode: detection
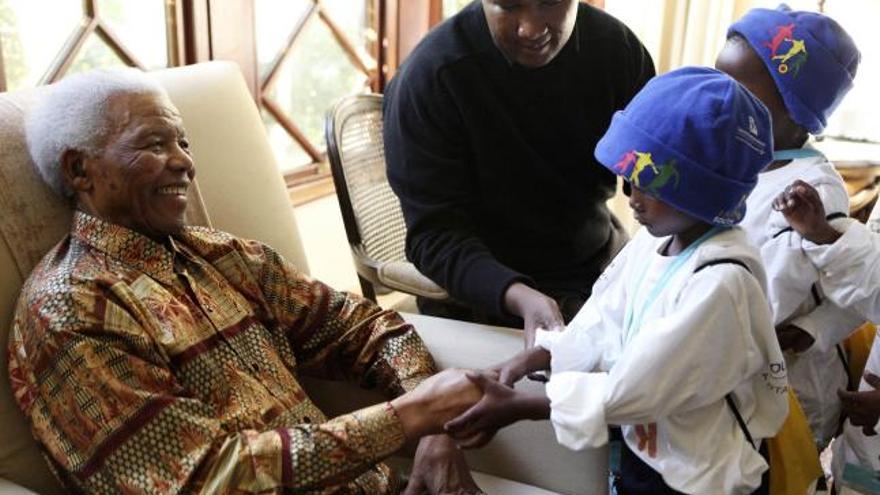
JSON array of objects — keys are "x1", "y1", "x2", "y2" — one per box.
[
  {"x1": 384, "y1": 0, "x2": 655, "y2": 344},
  {"x1": 9, "y1": 69, "x2": 485, "y2": 494}
]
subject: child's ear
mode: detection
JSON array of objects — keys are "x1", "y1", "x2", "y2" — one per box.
[{"x1": 60, "y1": 149, "x2": 91, "y2": 193}]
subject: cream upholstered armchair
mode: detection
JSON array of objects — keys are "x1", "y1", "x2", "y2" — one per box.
[
  {"x1": 0, "y1": 62, "x2": 606, "y2": 495},
  {"x1": 0, "y1": 62, "x2": 310, "y2": 495}
]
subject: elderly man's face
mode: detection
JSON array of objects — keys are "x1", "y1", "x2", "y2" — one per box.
[
  {"x1": 482, "y1": 0, "x2": 578, "y2": 68},
  {"x1": 76, "y1": 92, "x2": 194, "y2": 239}
]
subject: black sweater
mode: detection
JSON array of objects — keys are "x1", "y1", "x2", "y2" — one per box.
[{"x1": 384, "y1": 1, "x2": 654, "y2": 316}]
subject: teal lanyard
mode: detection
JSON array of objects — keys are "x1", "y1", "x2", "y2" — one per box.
[
  {"x1": 622, "y1": 227, "x2": 725, "y2": 346},
  {"x1": 773, "y1": 147, "x2": 824, "y2": 161}
]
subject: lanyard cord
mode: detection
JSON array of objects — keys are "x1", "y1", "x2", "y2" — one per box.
[
  {"x1": 773, "y1": 147, "x2": 824, "y2": 161},
  {"x1": 622, "y1": 226, "x2": 726, "y2": 346}
]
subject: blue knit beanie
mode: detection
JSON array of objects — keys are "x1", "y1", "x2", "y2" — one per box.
[
  {"x1": 728, "y1": 5, "x2": 860, "y2": 134},
  {"x1": 595, "y1": 67, "x2": 773, "y2": 226}
]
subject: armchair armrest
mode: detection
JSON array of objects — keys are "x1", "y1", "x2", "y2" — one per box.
[
  {"x1": 377, "y1": 261, "x2": 448, "y2": 299},
  {"x1": 350, "y1": 245, "x2": 449, "y2": 300},
  {"x1": 0, "y1": 479, "x2": 40, "y2": 495}
]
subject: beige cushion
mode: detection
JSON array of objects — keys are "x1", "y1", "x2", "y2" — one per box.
[
  {"x1": 0, "y1": 480, "x2": 37, "y2": 495},
  {"x1": 385, "y1": 457, "x2": 560, "y2": 495},
  {"x1": 378, "y1": 260, "x2": 449, "y2": 299},
  {"x1": 470, "y1": 471, "x2": 560, "y2": 495},
  {"x1": 0, "y1": 62, "x2": 309, "y2": 494}
]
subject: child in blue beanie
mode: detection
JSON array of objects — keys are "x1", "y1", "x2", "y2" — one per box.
[
  {"x1": 444, "y1": 67, "x2": 788, "y2": 494},
  {"x1": 775, "y1": 180, "x2": 880, "y2": 485},
  {"x1": 716, "y1": 5, "x2": 862, "y2": 453}
]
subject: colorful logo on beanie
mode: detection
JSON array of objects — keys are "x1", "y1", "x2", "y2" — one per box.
[
  {"x1": 764, "y1": 23, "x2": 808, "y2": 77},
  {"x1": 613, "y1": 150, "x2": 680, "y2": 195}
]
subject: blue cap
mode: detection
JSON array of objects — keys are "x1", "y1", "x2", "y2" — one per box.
[
  {"x1": 729, "y1": 5, "x2": 860, "y2": 134},
  {"x1": 595, "y1": 67, "x2": 773, "y2": 226}
]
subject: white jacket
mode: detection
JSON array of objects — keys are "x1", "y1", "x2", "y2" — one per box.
[
  {"x1": 536, "y1": 227, "x2": 788, "y2": 495},
  {"x1": 739, "y1": 152, "x2": 863, "y2": 448},
  {"x1": 801, "y1": 216, "x2": 880, "y2": 478}
]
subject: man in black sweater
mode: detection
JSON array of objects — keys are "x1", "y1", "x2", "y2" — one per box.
[{"x1": 384, "y1": 0, "x2": 654, "y2": 344}]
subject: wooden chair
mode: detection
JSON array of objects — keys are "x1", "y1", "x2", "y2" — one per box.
[{"x1": 325, "y1": 94, "x2": 448, "y2": 302}]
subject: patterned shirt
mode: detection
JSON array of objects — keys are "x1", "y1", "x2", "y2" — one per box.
[{"x1": 8, "y1": 212, "x2": 437, "y2": 494}]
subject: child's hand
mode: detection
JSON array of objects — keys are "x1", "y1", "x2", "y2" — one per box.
[
  {"x1": 838, "y1": 373, "x2": 880, "y2": 436},
  {"x1": 491, "y1": 347, "x2": 552, "y2": 386},
  {"x1": 444, "y1": 372, "x2": 549, "y2": 449},
  {"x1": 772, "y1": 180, "x2": 841, "y2": 245},
  {"x1": 776, "y1": 324, "x2": 815, "y2": 353}
]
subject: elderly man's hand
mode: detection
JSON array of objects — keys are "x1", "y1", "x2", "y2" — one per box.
[
  {"x1": 445, "y1": 372, "x2": 550, "y2": 450},
  {"x1": 503, "y1": 282, "x2": 565, "y2": 348},
  {"x1": 391, "y1": 368, "x2": 496, "y2": 441},
  {"x1": 403, "y1": 434, "x2": 484, "y2": 495}
]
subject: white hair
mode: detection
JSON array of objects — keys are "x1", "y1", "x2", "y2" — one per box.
[{"x1": 25, "y1": 68, "x2": 168, "y2": 199}]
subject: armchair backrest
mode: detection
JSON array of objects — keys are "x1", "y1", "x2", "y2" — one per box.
[
  {"x1": 326, "y1": 94, "x2": 407, "y2": 266},
  {"x1": 325, "y1": 94, "x2": 408, "y2": 298},
  {"x1": 0, "y1": 61, "x2": 308, "y2": 494},
  {"x1": 326, "y1": 93, "x2": 448, "y2": 302}
]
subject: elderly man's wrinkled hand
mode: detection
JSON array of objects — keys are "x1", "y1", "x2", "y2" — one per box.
[
  {"x1": 403, "y1": 434, "x2": 485, "y2": 495},
  {"x1": 391, "y1": 368, "x2": 497, "y2": 441},
  {"x1": 444, "y1": 372, "x2": 549, "y2": 449}
]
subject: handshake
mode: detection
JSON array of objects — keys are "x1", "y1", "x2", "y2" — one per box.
[{"x1": 391, "y1": 346, "x2": 553, "y2": 448}]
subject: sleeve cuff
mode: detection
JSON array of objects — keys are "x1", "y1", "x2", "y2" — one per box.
[
  {"x1": 546, "y1": 371, "x2": 609, "y2": 451},
  {"x1": 490, "y1": 272, "x2": 533, "y2": 318},
  {"x1": 534, "y1": 329, "x2": 562, "y2": 351},
  {"x1": 789, "y1": 304, "x2": 865, "y2": 353},
  {"x1": 352, "y1": 402, "x2": 408, "y2": 460},
  {"x1": 803, "y1": 219, "x2": 860, "y2": 271}
]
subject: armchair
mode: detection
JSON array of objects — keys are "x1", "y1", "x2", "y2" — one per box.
[{"x1": 0, "y1": 63, "x2": 606, "y2": 494}]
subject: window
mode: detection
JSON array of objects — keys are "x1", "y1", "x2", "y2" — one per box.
[
  {"x1": 443, "y1": 0, "x2": 474, "y2": 18},
  {"x1": 0, "y1": 0, "x2": 182, "y2": 91},
  {"x1": 818, "y1": 0, "x2": 879, "y2": 142},
  {"x1": 255, "y1": 0, "x2": 379, "y2": 181},
  {"x1": 605, "y1": 0, "x2": 877, "y2": 142}
]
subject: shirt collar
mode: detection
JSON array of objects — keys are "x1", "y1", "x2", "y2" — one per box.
[{"x1": 72, "y1": 211, "x2": 179, "y2": 285}]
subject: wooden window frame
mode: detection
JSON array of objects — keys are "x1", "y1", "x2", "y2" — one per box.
[{"x1": 0, "y1": 0, "x2": 186, "y2": 90}]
